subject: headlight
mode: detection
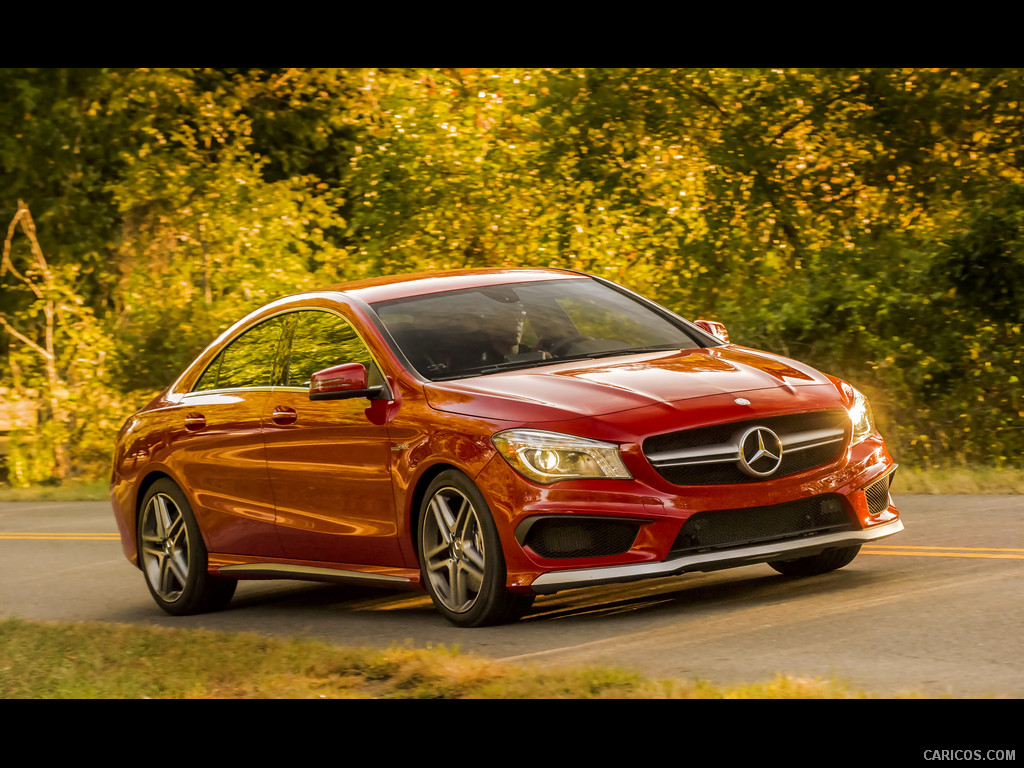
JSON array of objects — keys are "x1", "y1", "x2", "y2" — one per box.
[
  {"x1": 492, "y1": 429, "x2": 632, "y2": 484},
  {"x1": 849, "y1": 387, "x2": 875, "y2": 445}
]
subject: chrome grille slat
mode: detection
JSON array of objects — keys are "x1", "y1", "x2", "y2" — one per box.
[
  {"x1": 648, "y1": 443, "x2": 738, "y2": 467},
  {"x1": 644, "y1": 410, "x2": 849, "y2": 485},
  {"x1": 648, "y1": 426, "x2": 845, "y2": 469},
  {"x1": 781, "y1": 428, "x2": 846, "y2": 452}
]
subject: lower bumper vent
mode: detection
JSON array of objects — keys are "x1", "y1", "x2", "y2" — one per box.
[
  {"x1": 522, "y1": 518, "x2": 640, "y2": 560},
  {"x1": 864, "y1": 473, "x2": 894, "y2": 515},
  {"x1": 670, "y1": 494, "x2": 855, "y2": 556}
]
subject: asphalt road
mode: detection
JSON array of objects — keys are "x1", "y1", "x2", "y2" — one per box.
[{"x1": 1, "y1": 494, "x2": 1021, "y2": 698}]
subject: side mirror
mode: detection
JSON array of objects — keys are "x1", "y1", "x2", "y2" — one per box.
[
  {"x1": 309, "y1": 363, "x2": 385, "y2": 401},
  {"x1": 694, "y1": 319, "x2": 730, "y2": 343}
]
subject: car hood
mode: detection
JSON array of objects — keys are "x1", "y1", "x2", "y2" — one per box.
[{"x1": 423, "y1": 346, "x2": 840, "y2": 423}]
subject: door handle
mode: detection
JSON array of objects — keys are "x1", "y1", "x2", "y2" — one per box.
[
  {"x1": 271, "y1": 406, "x2": 298, "y2": 425},
  {"x1": 184, "y1": 413, "x2": 206, "y2": 431}
]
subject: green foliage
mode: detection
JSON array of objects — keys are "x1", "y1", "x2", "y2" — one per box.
[{"x1": 1, "y1": 67, "x2": 1022, "y2": 484}]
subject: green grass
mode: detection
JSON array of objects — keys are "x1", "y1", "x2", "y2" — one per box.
[
  {"x1": 0, "y1": 617, "x2": 895, "y2": 699},
  {"x1": 892, "y1": 465, "x2": 1024, "y2": 495},
  {"x1": 0, "y1": 479, "x2": 110, "y2": 502}
]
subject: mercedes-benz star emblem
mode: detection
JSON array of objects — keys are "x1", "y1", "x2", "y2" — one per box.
[{"x1": 737, "y1": 426, "x2": 784, "y2": 477}]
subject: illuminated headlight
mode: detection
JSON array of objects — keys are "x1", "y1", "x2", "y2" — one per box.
[
  {"x1": 492, "y1": 429, "x2": 632, "y2": 484},
  {"x1": 849, "y1": 387, "x2": 876, "y2": 445}
]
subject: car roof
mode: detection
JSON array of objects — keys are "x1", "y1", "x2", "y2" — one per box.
[{"x1": 317, "y1": 267, "x2": 587, "y2": 304}]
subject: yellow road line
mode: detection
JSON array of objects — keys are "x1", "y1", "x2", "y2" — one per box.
[
  {"x1": 0, "y1": 532, "x2": 120, "y2": 540},
  {"x1": 862, "y1": 544, "x2": 1024, "y2": 560},
  {"x1": 2, "y1": 534, "x2": 1021, "y2": 560},
  {"x1": 867, "y1": 544, "x2": 1024, "y2": 552}
]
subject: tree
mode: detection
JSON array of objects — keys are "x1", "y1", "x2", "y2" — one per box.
[
  {"x1": 1, "y1": 202, "x2": 113, "y2": 483},
  {"x1": 2, "y1": 68, "x2": 1023, "y2": 482}
]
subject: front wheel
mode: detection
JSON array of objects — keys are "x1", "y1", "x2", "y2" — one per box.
[
  {"x1": 138, "y1": 478, "x2": 236, "y2": 615},
  {"x1": 768, "y1": 544, "x2": 861, "y2": 577},
  {"x1": 419, "y1": 470, "x2": 534, "y2": 627}
]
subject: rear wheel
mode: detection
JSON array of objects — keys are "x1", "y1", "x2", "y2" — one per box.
[
  {"x1": 419, "y1": 470, "x2": 534, "y2": 627},
  {"x1": 138, "y1": 478, "x2": 236, "y2": 615},
  {"x1": 768, "y1": 544, "x2": 861, "y2": 577}
]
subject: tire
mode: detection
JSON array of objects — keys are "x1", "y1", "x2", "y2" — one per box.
[
  {"x1": 768, "y1": 544, "x2": 861, "y2": 577},
  {"x1": 137, "y1": 478, "x2": 237, "y2": 615},
  {"x1": 418, "y1": 470, "x2": 534, "y2": 627}
]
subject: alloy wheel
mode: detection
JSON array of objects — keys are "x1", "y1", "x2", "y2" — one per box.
[
  {"x1": 140, "y1": 492, "x2": 191, "y2": 603},
  {"x1": 422, "y1": 486, "x2": 487, "y2": 614}
]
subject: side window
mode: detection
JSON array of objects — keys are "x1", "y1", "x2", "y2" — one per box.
[
  {"x1": 284, "y1": 310, "x2": 383, "y2": 388},
  {"x1": 193, "y1": 316, "x2": 286, "y2": 391}
]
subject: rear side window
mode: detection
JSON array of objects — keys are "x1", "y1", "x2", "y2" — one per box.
[{"x1": 193, "y1": 316, "x2": 286, "y2": 391}]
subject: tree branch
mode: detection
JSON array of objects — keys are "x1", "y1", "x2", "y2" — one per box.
[
  {"x1": 2, "y1": 200, "x2": 49, "y2": 300},
  {"x1": 0, "y1": 313, "x2": 53, "y2": 362}
]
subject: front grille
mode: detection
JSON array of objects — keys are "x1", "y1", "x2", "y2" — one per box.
[
  {"x1": 644, "y1": 410, "x2": 849, "y2": 486},
  {"x1": 670, "y1": 494, "x2": 854, "y2": 555},
  {"x1": 864, "y1": 473, "x2": 893, "y2": 515},
  {"x1": 522, "y1": 518, "x2": 640, "y2": 559}
]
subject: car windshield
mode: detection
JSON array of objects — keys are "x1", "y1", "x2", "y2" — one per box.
[{"x1": 371, "y1": 277, "x2": 706, "y2": 381}]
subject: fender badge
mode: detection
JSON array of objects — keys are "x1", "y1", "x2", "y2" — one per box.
[{"x1": 734, "y1": 398, "x2": 751, "y2": 406}]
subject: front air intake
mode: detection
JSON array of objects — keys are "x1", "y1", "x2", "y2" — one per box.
[
  {"x1": 521, "y1": 517, "x2": 640, "y2": 559},
  {"x1": 670, "y1": 494, "x2": 855, "y2": 555}
]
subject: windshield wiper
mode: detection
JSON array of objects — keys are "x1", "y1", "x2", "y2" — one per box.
[
  {"x1": 434, "y1": 345, "x2": 683, "y2": 380},
  {"x1": 560, "y1": 344, "x2": 682, "y2": 362},
  {"x1": 468, "y1": 345, "x2": 680, "y2": 376},
  {"x1": 469, "y1": 358, "x2": 561, "y2": 376}
]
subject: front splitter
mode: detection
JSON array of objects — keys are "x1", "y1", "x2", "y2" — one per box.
[{"x1": 528, "y1": 518, "x2": 905, "y2": 594}]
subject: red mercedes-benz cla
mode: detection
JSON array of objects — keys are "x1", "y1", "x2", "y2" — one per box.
[{"x1": 110, "y1": 268, "x2": 902, "y2": 626}]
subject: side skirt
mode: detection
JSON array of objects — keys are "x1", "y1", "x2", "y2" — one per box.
[{"x1": 211, "y1": 558, "x2": 422, "y2": 590}]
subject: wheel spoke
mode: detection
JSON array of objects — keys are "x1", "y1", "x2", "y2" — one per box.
[
  {"x1": 424, "y1": 539, "x2": 450, "y2": 561},
  {"x1": 453, "y1": 498, "x2": 472, "y2": 538},
  {"x1": 463, "y1": 543, "x2": 485, "y2": 573},
  {"x1": 140, "y1": 541, "x2": 163, "y2": 558},
  {"x1": 167, "y1": 550, "x2": 189, "y2": 587},
  {"x1": 165, "y1": 513, "x2": 185, "y2": 545},
  {"x1": 426, "y1": 549, "x2": 451, "y2": 572},
  {"x1": 429, "y1": 496, "x2": 455, "y2": 543},
  {"x1": 159, "y1": 555, "x2": 177, "y2": 595},
  {"x1": 450, "y1": 562, "x2": 469, "y2": 607},
  {"x1": 154, "y1": 495, "x2": 171, "y2": 538}
]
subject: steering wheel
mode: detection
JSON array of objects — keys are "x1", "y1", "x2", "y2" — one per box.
[{"x1": 547, "y1": 336, "x2": 592, "y2": 357}]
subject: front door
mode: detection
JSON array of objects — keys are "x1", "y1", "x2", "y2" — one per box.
[{"x1": 263, "y1": 309, "x2": 401, "y2": 566}]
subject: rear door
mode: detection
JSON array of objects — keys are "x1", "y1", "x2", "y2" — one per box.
[{"x1": 174, "y1": 315, "x2": 286, "y2": 557}]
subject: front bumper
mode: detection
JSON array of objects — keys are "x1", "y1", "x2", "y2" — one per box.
[
  {"x1": 528, "y1": 515, "x2": 903, "y2": 593},
  {"x1": 478, "y1": 427, "x2": 901, "y2": 594}
]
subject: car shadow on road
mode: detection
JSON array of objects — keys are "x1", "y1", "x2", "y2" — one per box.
[
  {"x1": 228, "y1": 580, "x2": 435, "y2": 613},
  {"x1": 520, "y1": 565, "x2": 891, "y2": 623},
  {"x1": 106, "y1": 564, "x2": 896, "y2": 629}
]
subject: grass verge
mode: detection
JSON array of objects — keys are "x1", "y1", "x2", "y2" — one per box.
[
  {"x1": 893, "y1": 466, "x2": 1024, "y2": 495},
  {"x1": 1, "y1": 617, "x2": 893, "y2": 699},
  {"x1": 0, "y1": 479, "x2": 110, "y2": 502}
]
